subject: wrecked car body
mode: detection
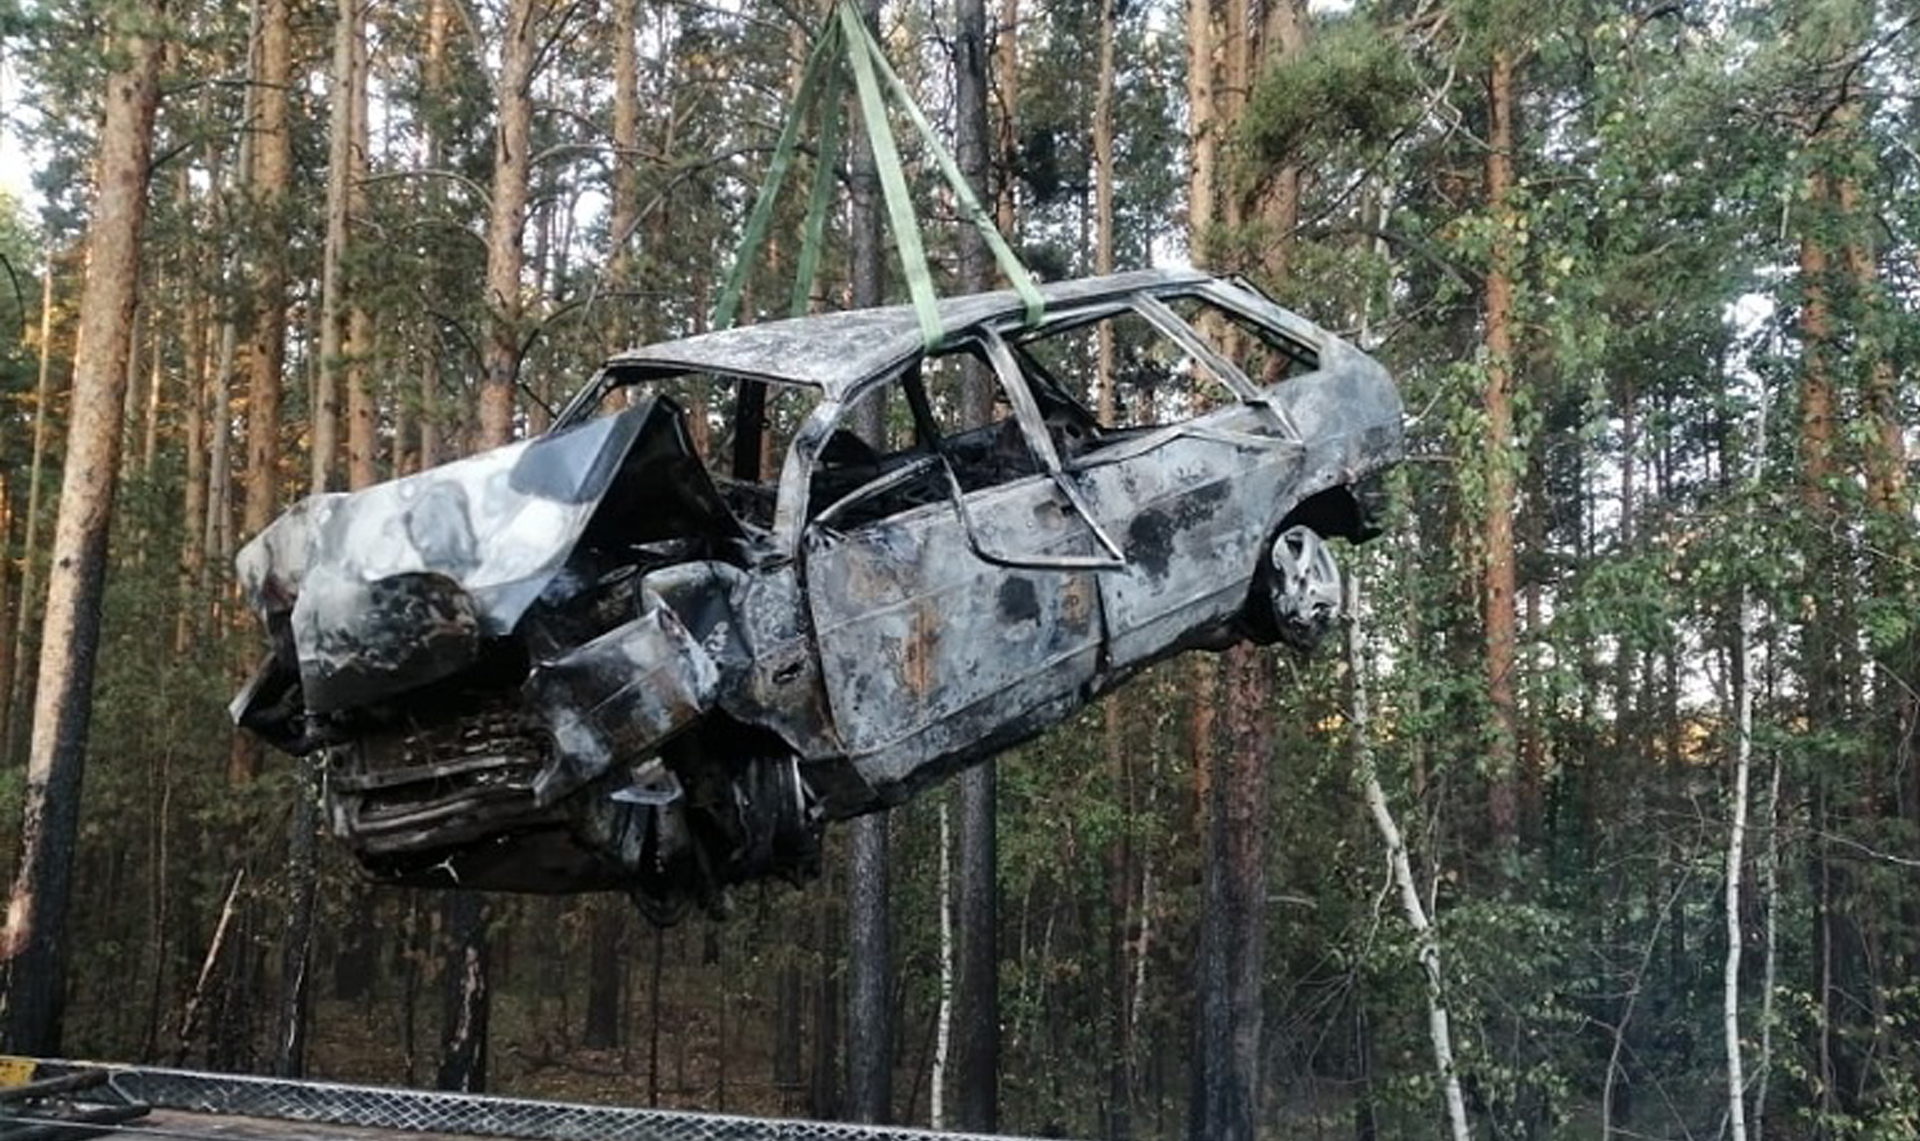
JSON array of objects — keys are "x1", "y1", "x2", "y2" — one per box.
[{"x1": 234, "y1": 269, "x2": 1404, "y2": 921}]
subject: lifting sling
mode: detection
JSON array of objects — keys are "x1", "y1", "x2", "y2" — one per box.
[{"x1": 711, "y1": 0, "x2": 1043, "y2": 350}]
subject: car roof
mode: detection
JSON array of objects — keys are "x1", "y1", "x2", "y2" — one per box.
[{"x1": 604, "y1": 268, "x2": 1212, "y2": 401}]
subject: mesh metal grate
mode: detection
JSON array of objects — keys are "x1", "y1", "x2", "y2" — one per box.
[{"x1": 38, "y1": 1063, "x2": 1061, "y2": 1141}]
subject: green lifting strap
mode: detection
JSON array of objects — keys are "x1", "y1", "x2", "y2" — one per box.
[
  {"x1": 838, "y1": 0, "x2": 943, "y2": 348},
  {"x1": 711, "y1": 18, "x2": 842, "y2": 333},
  {"x1": 839, "y1": 1, "x2": 1044, "y2": 330},
  {"x1": 714, "y1": 1, "x2": 1046, "y2": 349},
  {"x1": 789, "y1": 44, "x2": 844, "y2": 318}
]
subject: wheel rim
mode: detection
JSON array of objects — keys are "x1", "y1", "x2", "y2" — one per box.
[{"x1": 1268, "y1": 525, "x2": 1341, "y2": 649}]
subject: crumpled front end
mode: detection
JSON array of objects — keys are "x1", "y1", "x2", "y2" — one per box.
[
  {"x1": 232, "y1": 402, "x2": 672, "y2": 731},
  {"x1": 330, "y1": 591, "x2": 721, "y2": 897},
  {"x1": 229, "y1": 399, "x2": 776, "y2": 910}
]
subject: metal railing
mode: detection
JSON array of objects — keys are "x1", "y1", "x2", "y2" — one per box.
[{"x1": 29, "y1": 1062, "x2": 1055, "y2": 1141}]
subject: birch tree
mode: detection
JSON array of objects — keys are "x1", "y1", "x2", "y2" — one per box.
[{"x1": 1347, "y1": 572, "x2": 1471, "y2": 1141}]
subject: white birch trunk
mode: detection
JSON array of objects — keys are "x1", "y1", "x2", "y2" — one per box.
[
  {"x1": 931, "y1": 798, "x2": 953, "y2": 1128},
  {"x1": 1754, "y1": 751, "x2": 1782, "y2": 1141},
  {"x1": 1346, "y1": 572, "x2": 1471, "y2": 1141},
  {"x1": 1724, "y1": 332, "x2": 1772, "y2": 1141},
  {"x1": 1724, "y1": 583, "x2": 1752, "y2": 1141}
]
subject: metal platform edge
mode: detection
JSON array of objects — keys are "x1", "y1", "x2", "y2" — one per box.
[{"x1": 30, "y1": 1061, "x2": 1056, "y2": 1141}]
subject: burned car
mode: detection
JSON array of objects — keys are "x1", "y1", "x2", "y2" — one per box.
[{"x1": 233, "y1": 269, "x2": 1403, "y2": 921}]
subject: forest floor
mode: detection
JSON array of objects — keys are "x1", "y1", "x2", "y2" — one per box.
[{"x1": 305, "y1": 990, "x2": 803, "y2": 1120}]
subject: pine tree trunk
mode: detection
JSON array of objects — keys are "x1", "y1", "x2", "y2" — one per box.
[
  {"x1": 774, "y1": 953, "x2": 804, "y2": 1114},
  {"x1": 951, "y1": 0, "x2": 1001, "y2": 1128},
  {"x1": 1796, "y1": 167, "x2": 1842, "y2": 1122},
  {"x1": 345, "y1": 10, "x2": 376, "y2": 490},
  {"x1": 478, "y1": 0, "x2": 537, "y2": 445},
  {"x1": 275, "y1": 764, "x2": 319, "y2": 1076},
  {"x1": 1104, "y1": 704, "x2": 1133, "y2": 1141},
  {"x1": 1254, "y1": 0, "x2": 1305, "y2": 286},
  {"x1": 1185, "y1": 0, "x2": 1216, "y2": 256},
  {"x1": 0, "y1": 3, "x2": 164, "y2": 1051},
  {"x1": 241, "y1": 0, "x2": 290, "y2": 542},
  {"x1": 418, "y1": 0, "x2": 449, "y2": 469},
  {"x1": 1219, "y1": 0, "x2": 1248, "y2": 238},
  {"x1": 200, "y1": 111, "x2": 245, "y2": 600},
  {"x1": 140, "y1": 305, "x2": 163, "y2": 473},
  {"x1": 846, "y1": 811, "x2": 892, "y2": 1123},
  {"x1": 1189, "y1": 643, "x2": 1273, "y2": 1141},
  {"x1": 176, "y1": 192, "x2": 209, "y2": 653},
  {"x1": 842, "y1": 1, "x2": 892, "y2": 1122},
  {"x1": 233, "y1": 0, "x2": 293, "y2": 786},
  {"x1": 1092, "y1": 9, "x2": 1132, "y2": 1135},
  {"x1": 606, "y1": 0, "x2": 641, "y2": 351},
  {"x1": 1482, "y1": 44, "x2": 1521, "y2": 847},
  {"x1": 206, "y1": 294, "x2": 237, "y2": 579},
  {"x1": 1093, "y1": 0, "x2": 1115, "y2": 409},
  {"x1": 810, "y1": 899, "x2": 841, "y2": 1119},
  {"x1": 582, "y1": 901, "x2": 622, "y2": 1049},
  {"x1": 1187, "y1": 10, "x2": 1288, "y2": 1133},
  {"x1": 278, "y1": 12, "x2": 360, "y2": 1061},
  {"x1": 994, "y1": 0, "x2": 1019, "y2": 240},
  {"x1": 8, "y1": 250, "x2": 64, "y2": 765},
  {"x1": 0, "y1": 476, "x2": 12, "y2": 778},
  {"x1": 313, "y1": 0, "x2": 358, "y2": 493},
  {"x1": 430, "y1": 0, "x2": 533, "y2": 1085}
]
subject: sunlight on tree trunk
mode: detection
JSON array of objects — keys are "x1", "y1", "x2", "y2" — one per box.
[
  {"x1": 479, "y1": 0, "x2": 537, "y2": 446},
  {"x1": 0, "y1": 2, "x2": 164, "y2": 1051},
  {"x1": 1482, "y1": 42, "x2": 1520, "y2": 848}
]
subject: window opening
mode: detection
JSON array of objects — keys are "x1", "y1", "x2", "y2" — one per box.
[
  {"x1": 577, "y1": 369, "x2": 817, "y2": 529},
  {"x1": 1163, "y1": 295, "x2": 1319, "y2": 383},
  {"x1": 912, "y1": 343, "x2": 1046, "y2": 491},
  {"x1": 1011, "y1": 305, "x2": 1238, "y2": 441},
  {"x1": 806, "y1": 342, "x2": 1037, "y2": 531}
]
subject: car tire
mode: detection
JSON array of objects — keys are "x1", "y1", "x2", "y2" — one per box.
[{"x1": 1243, "y1": 523, "x2": 1342, "y2": 652}]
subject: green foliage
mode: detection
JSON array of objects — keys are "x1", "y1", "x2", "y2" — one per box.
[
  {"x1": 3, "y1": 0, "x2": 1919, "y2": 1137},
  {"x1": 1240, "y1": 18, "x2": 1418, "y2": 172}
]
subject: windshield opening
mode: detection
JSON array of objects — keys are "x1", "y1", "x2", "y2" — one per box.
[{"x1": 578, "y1": 369, "x2": 819, "y2": 530}]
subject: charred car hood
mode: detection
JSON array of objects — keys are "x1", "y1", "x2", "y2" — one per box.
[{"x1": 236, "y1": 398, "x2": 732, "y2": 714}]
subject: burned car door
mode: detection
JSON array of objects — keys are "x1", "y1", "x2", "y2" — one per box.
[
  {"x1": 798, "y1": 343, "x2": 1104, "y2": 801},
  {"x1": 1012, "y1": 289, "x2": 1332, "y2": 673}
]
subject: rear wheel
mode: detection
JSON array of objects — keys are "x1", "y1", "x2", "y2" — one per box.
[{"x1": 1246, "y1": 524, "x2": 1342, "y2": 652}]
